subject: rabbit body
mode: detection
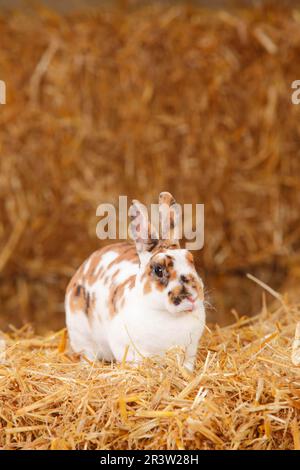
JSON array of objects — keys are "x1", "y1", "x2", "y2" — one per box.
[{"x1": 65, "y1": 194, "x2": 205, "y2": 371}]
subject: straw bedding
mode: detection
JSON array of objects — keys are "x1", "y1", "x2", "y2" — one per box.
[
  {"x1": 0, "y1": 3, "x2": 300, "y2": 331},
  {"x1": 0, "y1": 293, "x2": 299, "y2": 450},
  {"x1": 0, "y1": 1, "x2": 300, "y2": 452}
]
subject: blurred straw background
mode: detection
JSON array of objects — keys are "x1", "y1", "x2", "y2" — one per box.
[{"x1": 0, "y1": 0, "x2": 300, "y2": 332}]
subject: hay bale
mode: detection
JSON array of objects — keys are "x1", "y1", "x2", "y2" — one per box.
[
  {"x1": 0, "y1": 3, "x2": 300, "y2": 330},
  {"x1": 0, "y1": 296, "x2": 299, "y2": 450}
]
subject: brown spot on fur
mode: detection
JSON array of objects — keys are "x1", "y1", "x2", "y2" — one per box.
[
  {"x1": 67, "y1": 242, "x2": 138, "y2": 299},
  {"x1": 75, "y1": 285, "x2": 81, "y2": 297},
  {"x1": 112, "y1": 269, "x2": 120, "y2": 280},
  {"x1": 195, "y1": 281, "x2": 204, "y2": 300},
  {"x1": 91, "y1": 243, "x2": 137, "y2": 284},
  {"x1": 153, "y1": 240, "x2": 179, "y2": 251},
  {"x1": 107, "y1": 245, "x2": 138, "y2": 270},
  {"x1": 143, "y1": 253, "x2": 177, "y2": 291},
  {"x1": 85, "y1": 253, "x2": 104, "y2": 286},
  {"x1": 128, "y1": 276, "x2": 135, "y2": 289},
  {"x1": 86, "y1": 292, "x2": 96, "y2": 322},
  {"x1": 172, "y1": 285, "x2": 185, "y2": 297},
  {"x1": 108, "y1": 275, "x2": 136, "y2": 318},
  {"x1": 180, "y1": 273, "x2": 204, "y2": 301},
  {"x1": 165, "y1": 255, "x2": 177, "y2": 281},
  {"x1": 66, "y1": 264, "x2": 85, "y2": 296},
  {"x1": 69, "y1": 284, "x2": 88, "y2": 313},
  {"x1": 185, "y1": 251, "x2": 195, "y2": 267},
  {"x1": 168, "y1": 284, "x2": 192, "y2": 305},
  {"x1": 108, "y1": 285, "x2": 116, "y2": 317},
  {"x1": 67, "y1": 242, "x2": 139, "y2": 317},
  {"x1": 143, "y1": 279, "x2": 152, "y2": 295},
  {"x1": 129, "y1": 200, "x2": 159, "y2": 254}
]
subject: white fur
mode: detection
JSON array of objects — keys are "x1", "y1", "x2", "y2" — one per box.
[{"x1": 65, "y1": 246, "x2": 205, "y2": 371}]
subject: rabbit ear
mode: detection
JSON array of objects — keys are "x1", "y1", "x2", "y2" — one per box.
[
  {"x1": 129, "y1": 199, "x2": 159, "y2": 254},
  {"x1": 158, "y1": 192, "x2": 180, "y2": 248}
]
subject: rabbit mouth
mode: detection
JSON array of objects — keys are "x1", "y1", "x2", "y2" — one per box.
[
  {"x1": 176, "y1": 296, "x2": 198, "y2": 313},
  {"x1": 182, "y1": 302, "x2": 196, "y2": 312}
]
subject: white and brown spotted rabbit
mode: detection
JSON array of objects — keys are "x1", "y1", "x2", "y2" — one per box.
[{"x1": 65, "y1": 192, "x2": 205, "y2": 371}]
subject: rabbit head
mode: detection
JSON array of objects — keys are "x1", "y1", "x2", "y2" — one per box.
[{"x1": 129, "y1": 192, "x2": 204, "y2": 315}]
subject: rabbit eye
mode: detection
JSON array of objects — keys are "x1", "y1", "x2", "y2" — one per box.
[{"x1": 153, "y1": 265, "x2": 164, "y2": 278}]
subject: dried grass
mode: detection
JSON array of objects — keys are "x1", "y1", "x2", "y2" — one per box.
[
  {"x1": 0, "y1": 1, "x2": 299, "y2": 450},
  {"x1": 0, "y1": 295, "x2": 299, "y2": 450},
  {"x1": 0, "y1": 3, "x2": 300, "y2": 331}
]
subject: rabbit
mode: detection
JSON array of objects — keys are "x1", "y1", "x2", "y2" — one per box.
[{"x1": 65, "y1": 192, "x2": 205, "y2": 371}]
